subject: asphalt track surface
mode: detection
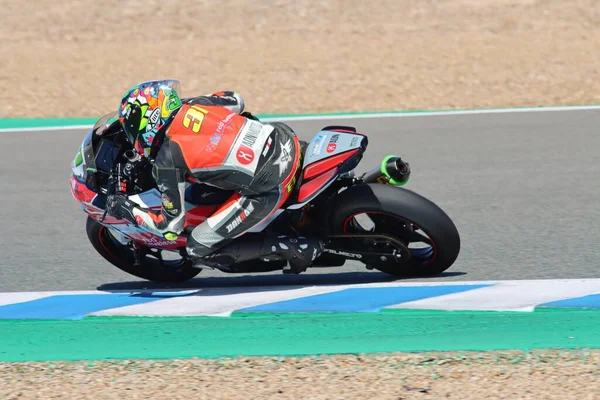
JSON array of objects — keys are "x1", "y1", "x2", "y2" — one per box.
[{"x1": 1, "y1": 109, "x2": 599, "y2": 292}]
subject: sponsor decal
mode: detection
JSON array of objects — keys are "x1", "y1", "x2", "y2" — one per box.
[
  {"x1": 73, "y1": 151, "x2": 83, "y2": 167},
  {"x1": 242, "y1": 121, "x2": 260, "y2": 147},
  {"x1": 225, "y1": 202, "x2": 255, "y2": 233},
  {"x1": 139, "y1": 237, "x2": 177, "y2": 247},
  {"x1": 236, "y1": 145, "x2": 255, "y2": 165},
  {"x1": 225, "y1": 121, "x2": 272, "y2": 174},
  {"x1": 161, "y1": 193, "x2": 174, "y2": 209},
  {"x1": 350, "y1": 136, "x2": 359, "y2": 147},
  {"x1": 135, "y1": 215, "x2": 144, "y2": 226},
  {"x1": 286, "y1": 174, "x2": 297, "y2": 193},
  {"x1": 205, "y1": 143, "x2": 217, "y2": 152},
  {"x1": 324, "y1": 248, "x2": 363, "y2": 259},
  {"x1": 205, "y1": 112, "x2": 235, "y2": 152},
  {"x1": 147, "y1": 108, "x2": 161, "y2": 131},
  {"x1": 310, "y1": 133, "x2": 327, "y2": 157},
  {"x1": 234, "y1": 121, "x2": 261, "y2": 165},
  {"x1": 273, "y1": 139, "x2": 292, "y2": 177},
  {"x1": 326, "y1": 134, "x2": 339, "y2": 153},
  {"x1": 71, "y1": 152, "x2": 85, "y2": 181},
  {"x1": 262, "y1": 136, "x2": 273, "y2": 157}
]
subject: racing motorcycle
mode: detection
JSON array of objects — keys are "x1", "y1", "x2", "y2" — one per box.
[{"x1": 69, "y1": 112, "x2": 461, "y2": 283}]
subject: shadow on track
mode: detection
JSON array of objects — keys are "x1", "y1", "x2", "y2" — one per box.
[{"x1": 96, "y1": 271, "x2": 467, "y2": 293}]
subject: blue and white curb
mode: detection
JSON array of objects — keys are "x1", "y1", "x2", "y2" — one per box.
[{"x1": 0, "y1": 279, "x2": 599, "y2": 320}]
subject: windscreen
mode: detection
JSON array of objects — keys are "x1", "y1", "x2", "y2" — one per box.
[
  {"x1": 72, "y1": 111, "x2": 123, "y2": 192},
  {"x1": 93, "y1": 111, "x2": 119, "y2": 137}
]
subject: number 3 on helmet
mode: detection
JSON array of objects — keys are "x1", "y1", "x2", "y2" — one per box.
[{"x1": 118, "y1": 79, "x2": 183, "y2": 157}]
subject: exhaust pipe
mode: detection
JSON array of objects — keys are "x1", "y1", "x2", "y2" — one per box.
[{"x1": 360, "y1": 155, "x2": 411, "y2": 186}]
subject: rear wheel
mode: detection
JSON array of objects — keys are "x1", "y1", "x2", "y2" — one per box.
[
  {"x1": 86, "y1": 216, "x2": 201, "y2": 283},
  {"x1": 329, "y1": 183, "x2": 460, "y2": 277}
]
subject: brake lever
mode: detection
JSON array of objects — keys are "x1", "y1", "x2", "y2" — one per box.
[
  {"x1": 100, "y1": 153, "x2": 147, "y2": 223},
  {"x1": 100, "y1": 165, "x2": 125, "y2": 223},
  {"x1": 100, "y1": 171, "x2": 116, "y2": 223}
]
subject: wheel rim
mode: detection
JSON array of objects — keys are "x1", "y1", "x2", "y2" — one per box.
[
  {"x1": 98, "y1": 225, "x2": 189, "y2": 269},
  {"x1": 343, "y1": 211, "x2": 438, "y2": 268}
]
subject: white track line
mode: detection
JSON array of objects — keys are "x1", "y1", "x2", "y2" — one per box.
[
  {"x1": 1, "y1": 105, "x2": 599, "y2": 134},
  {"x1": 265, "y1": 105, "x2": 600, "y2": 122},
  {"x1": 1, "y1": 279, "x2": 599, "y2": 316},
  {"x1": 390, "y1": 280, "x2": 600, "y2": 312},
  {"x1": 0, "y1": 125, "x2": 94, "y2": 133},
  {"x1": 3, "y1": 278, "x2": 600, "y2": 296}
]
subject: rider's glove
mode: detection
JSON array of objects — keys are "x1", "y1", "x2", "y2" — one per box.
[{"x1": 106, "y1": 193, "x2": 138, "y2": 225}]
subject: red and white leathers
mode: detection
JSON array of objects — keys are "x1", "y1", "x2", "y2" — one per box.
[{"x1": 130, "y1": 92, "x2": 323, "y2": 270}]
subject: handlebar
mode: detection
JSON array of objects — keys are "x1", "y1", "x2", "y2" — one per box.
[{"x1": 99, "y1": 153, "x2": 150, "y2": 222}]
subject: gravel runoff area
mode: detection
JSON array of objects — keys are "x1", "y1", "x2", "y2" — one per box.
[
  {"x1": 1, "y1": 350, "x2": 600, "y2": 399},
  {"x1": 1, "y1": 0, "x2": 599, "y2": 118},
  {"x1": 3, "y1": 0, "x2": 600, "y2": 398}
]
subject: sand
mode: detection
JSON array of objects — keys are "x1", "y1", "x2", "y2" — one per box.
[
  {"x1": 2, "y1": 1, "x2": 599, "y2": 398},
  {"x1": 2, "y1": 350, "x2": 600, "y2": 399},
  {"x1": 1, "y1": 0, "x2": 599, "y2": 118}
]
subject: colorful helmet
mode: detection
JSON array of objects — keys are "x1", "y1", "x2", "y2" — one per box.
[{"x1": 118, "y1": 79, "x2": 182, "y2": 156}]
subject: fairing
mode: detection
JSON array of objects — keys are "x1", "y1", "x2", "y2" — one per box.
[
  {"x1": 286, "y1": 128, "x2": 367, "y2": 208},
  {"x1": 303, "y1": 128, "x2": 365, "y2": 165},
  {"x1": 70, "y1": 123, "x2": 369, "y2": 250},
  {"x1": 70, "y1": 111, "x2": 122, "y2": 191}
]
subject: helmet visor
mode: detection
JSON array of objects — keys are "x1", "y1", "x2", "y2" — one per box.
[{"x1": 121, "y1": 103, "x2": 143, "y2": 144}]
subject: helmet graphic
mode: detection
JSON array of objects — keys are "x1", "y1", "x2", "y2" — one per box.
[{"x1": 118, "y1": 79, "x2": 182, "y2": 156}]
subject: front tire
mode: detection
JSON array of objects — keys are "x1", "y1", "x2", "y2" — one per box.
[
  {"x1": 86, "y1": 216, "x2": 201, "y2": 283},
  {"x1": 329, "y1": 183, "x2": 461, "y2": 277}
]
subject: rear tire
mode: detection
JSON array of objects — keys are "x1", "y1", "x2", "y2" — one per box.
[
  {"x1": 86, "y1": 216, "x2": 201, "y2": 283},
  {"x1": 329, "y1": 183, "x2": 461, "y2": 277}
]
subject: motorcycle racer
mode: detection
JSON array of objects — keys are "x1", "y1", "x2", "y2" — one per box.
[{"x1": 105, "y1": 79, "x2": 324, "y2": 274}]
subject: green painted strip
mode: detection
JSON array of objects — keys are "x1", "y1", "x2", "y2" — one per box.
[
  {"x1": 1, "y1": 103, "x2": 600, "y2": 130},
  {"x1": 0, "y1": 118, "x2": 98, "y2": 129},
  {"x1": 0, "y1": 309, "x2": 598, "y2": 362}
]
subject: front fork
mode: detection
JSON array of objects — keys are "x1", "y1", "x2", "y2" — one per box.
[{"x1": 360, "y1": 155, "x2": 411, "y2": 186}]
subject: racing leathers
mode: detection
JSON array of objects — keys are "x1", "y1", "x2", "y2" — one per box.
[{"x1": 107, "y1": 91, "x2": 324, "y2": 273}]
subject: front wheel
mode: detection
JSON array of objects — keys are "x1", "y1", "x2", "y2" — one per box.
[
  {"x1": 329, "y1": 183, "x2": 461, "y2": 277},
  {"x1": 86, "y1": 216, "x2": 201, "y2": 283}
]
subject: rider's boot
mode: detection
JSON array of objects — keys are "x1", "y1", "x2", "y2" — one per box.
[
  {"x1": 275, "y1": 235, "x2": 325, "y2": 274},
  {"x1": 196, "y1": 233, "x2": 325, "y2": 274}
]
